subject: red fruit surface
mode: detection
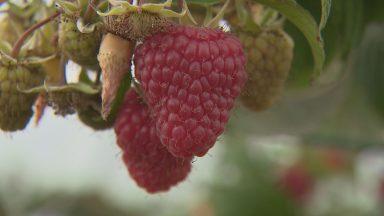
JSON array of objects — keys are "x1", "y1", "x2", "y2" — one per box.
[
  {"x1": 380, "y1": 178, "x2": 384, "y2": 201},
  {"x1": 134, "y1": 25, "x2": 247, "y2": 158},
  {"x1": 279, "y1": 165, "x2": 314, "y2": 203},
  {"x1": 114, "y1": 90, "x2": 192, "y2": 193}
]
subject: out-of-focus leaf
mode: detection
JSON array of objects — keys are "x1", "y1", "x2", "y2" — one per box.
[
  {"x1": 211, "y1": 133, "x2": 297, "y2": 216},
  {"x1": 105, "y1": 74, "x2": 131, "y2": 121},
  {"x1": 0, "y1": 40, "x2": 12, "y2": 54},
  {"x1": 186, "y1": 0, "x2": 220, "y2": 5},
  {"x1": 320, "y1": 0, "x2": 332, "y2": 31},
  {"x1": 356, "y1": 23, "x2": 384, "y2": 121},
  {"x1": 363, "y1": 0, "x2": 384, "y2": 24},
  {"x1": 8, "y1": 0, "x2": 42, "y2": 19},
  {"x1": 304, "y1": 28, "x2": 384, "y2": 149},
  {"x1": 286, "y1": 0, "x2": 364, "y2": 88}
]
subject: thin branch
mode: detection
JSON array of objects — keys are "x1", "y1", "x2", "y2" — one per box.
[{"x1": 11, "y1": 11, "x2": 61, "y2": 59}]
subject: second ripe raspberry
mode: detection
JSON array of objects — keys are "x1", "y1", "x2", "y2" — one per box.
[
  {"x1": 134, "y1": 25, "x2": 247, "y2": 158},
  {"x1": 115, "y1": 90, "x2": 192, "y2": 193}
]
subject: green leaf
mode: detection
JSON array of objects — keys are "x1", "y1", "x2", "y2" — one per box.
[
  {"x1": 97, "y1": 7, "x2": 128, "y2": 16},
  {"x1": 56, "y1": 0, "x2": 78, "y2": 15},
  {"x1": 105, "y1": 74, "x2": 131, "y2": 121},
  {"x1": 78, "y1": 68, "x2": 94, "y2": 85},
  {"x1": 0, "y1": 41, "x2": 12, "y2": 54},
  {"x1": 320, "y1": 0, "x2": 332, "y2": 31},
  {"x1": 0, "y1": 51, "x2": 17, "y2": 64},
  {"x1": 99, "y1": 0, "x2": 186, "y2": 18},
  {"x1": 254, "y1": 0, "x2": 325, "y2": 79},
  {"x1": 8, "y1": 0, "x2": 42, "y2": 19},
  {"x1": 22, "y1": 55, "x2": 56, "y2": 65},
  {"x1": 185, "y1": 0, "x2": 220, "y2": 5},
  {"x1": 20, "y1": 82, "x2": 100, "y2": 94}
]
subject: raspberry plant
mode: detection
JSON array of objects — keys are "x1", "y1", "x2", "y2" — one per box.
[{"x1": 0, "y1": 0, "x2": 334, "y2": 193}]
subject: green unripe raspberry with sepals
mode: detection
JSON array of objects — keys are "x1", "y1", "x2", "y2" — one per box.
[
  {"x1": 59, "y1": 15, "x2": 102, "y2": 69},
  {"x1": 78, "y1": 107, "x2": 113, "y2": 130},
  {"x1": 237, "y1": 28, "x2": 294, "y2": 111},
  {"x1": 73, "y1": 92, "x2": 113, "y2": 130},
  {"x1": 0, "y1": 64, "x2": 44, "y2": 131}
]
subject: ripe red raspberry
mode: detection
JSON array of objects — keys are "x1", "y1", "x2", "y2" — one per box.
[
  {"x1": 380, "y1": 178, "x2": 384, "y2": 201},
  {"x1": 278, "y1": 165, "x2": 314, "y2": 204},
  {"x1": 134, "y1": 25, "x2": 247, "y2": 158},
  {"x1": 114, "y1": 90, "x2": 192, "y2": 193}
]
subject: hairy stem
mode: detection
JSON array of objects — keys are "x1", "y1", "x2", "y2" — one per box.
[{"x1": 11, "y1": 11, "x2": 61, "y2": 59}]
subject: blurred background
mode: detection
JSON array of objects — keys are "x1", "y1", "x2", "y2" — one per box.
[{"x1": 1, "y1": 0, "x2": 384, "y2": 216}]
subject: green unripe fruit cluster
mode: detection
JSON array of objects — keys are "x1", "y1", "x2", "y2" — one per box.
[
  {"x1": 237, "y1": 28, "x2": 294, "y2": 111},
  {"x1": 78, "y1": 107, "x2": 113, "y2": 130},
  {"x1": 0, "y1": 64, "x2": 44, "y2": 131},
  {"x1": 59, "y1": 16, "x2": 102, "y2": 69},
  {"x1": 73, "y1": 92, "x2": 113, "y2": 130}
]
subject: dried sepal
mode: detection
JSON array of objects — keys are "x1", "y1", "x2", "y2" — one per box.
[
  {"x1": 34, "y1": 92, "x2": 47, "y2": 126},
  {"x1": 97, "y1": 33, "x2": 133, "y2": 119}
]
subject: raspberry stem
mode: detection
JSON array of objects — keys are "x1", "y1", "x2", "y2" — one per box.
[
  {"x1": 58, "y1": 54, "x2": 68, "y2": 85},
  {"x1": 11, "y1": 11, "x2": 61, "y2": 59}
]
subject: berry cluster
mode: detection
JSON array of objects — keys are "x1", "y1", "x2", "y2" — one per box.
[
  {"x1": 114, "y1": 24, "x2": 247, "y2": 192},
  {"x1": 0, "y1": 0, "x2": 300, "y2": 194}
]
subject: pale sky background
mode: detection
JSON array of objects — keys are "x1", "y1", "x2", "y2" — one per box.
[
  {"x1": 0, "y1": 61, "x2": 220, "y2": 214},
  {"x1": 0, "y1": 106, "x2": 221, "y2": 214}
]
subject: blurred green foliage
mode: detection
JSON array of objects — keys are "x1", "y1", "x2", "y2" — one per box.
[{"x1": 286, "y1": 0, "x2": 364, "y2": 88}]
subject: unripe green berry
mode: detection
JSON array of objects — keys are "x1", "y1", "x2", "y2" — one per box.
[
  {"x1": 237, "y1": 28, "x2": 294, "y2": 111},
  {"x1": 58, "y1": 15, "x2": 102, "y2": 69},
  {"x1": 0, "y1": 64, "x2": 44, "y2": 131}
]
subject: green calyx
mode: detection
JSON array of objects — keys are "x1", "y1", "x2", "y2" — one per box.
[
  {"x1": 98, "y1": 0, "x2": 186, "y2": 18},
  {"x1": 0, "y1": 50, "x2": 56, "y2": 66},
  {"x1": 56, "y1": 0, "x2": 88, "y2": 18}
]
